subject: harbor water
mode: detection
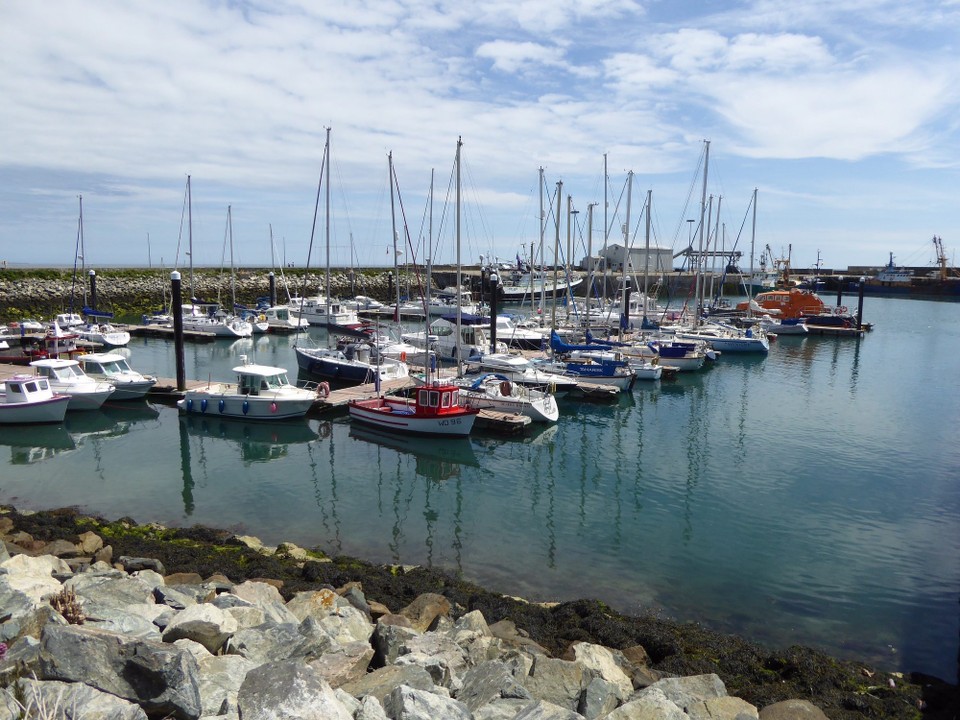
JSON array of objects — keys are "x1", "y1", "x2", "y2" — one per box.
[{"x1": 1, "y1": 296, "x2": 958, "y2": 682}]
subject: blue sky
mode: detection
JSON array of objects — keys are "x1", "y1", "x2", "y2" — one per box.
[{"x1": 2, "y1": 0, "x2": 959, "y2": 272}]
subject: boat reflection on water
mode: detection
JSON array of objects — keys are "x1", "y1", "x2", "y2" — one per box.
[
  {"x1": 0, "y1": 424, "x2": 77, "y2": 465},
  {"x1": 63, "y1": 401, "x2": 161, "y2": 443},
  {"x1": 348, "y1": 423, "x2": 479, "y2": 481},
  {"x1": 179, "y1": 414, "x2": 320, "y2": 464}
]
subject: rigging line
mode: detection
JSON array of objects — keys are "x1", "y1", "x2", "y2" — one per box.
[
  {"x1": 389, "y1": 159, "x2": 428, "y2": 303},
  {"x1": 174, "y1": 179, "x2": 189, "y2": 270}
]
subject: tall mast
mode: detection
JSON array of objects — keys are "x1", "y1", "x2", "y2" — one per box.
[
  {"x1": 695, "y1": 140, "x2": 710, "y2": 319},
  {"x1": 603, "y1": 153, "x2": 609, "y2": 305},
  {"x1": 455, "y1": 137, "x2": 463, "y2": 365},
  {"x1": 749, "y1": 188, "x2": 758, "y2": 302},
  {"x1": 551, "y1": 180, "x2": 562, "y2": 341},
  {"x1": 538, "y1": 167, "x2": 546, "y2": 322},
  {"x1": 586, "y1": 202, "x2": 596, "y2": 334},
  {"x1": 620, "y1": 171, "x2": 633, "y2": 337},
  {"x1": 565, "y1": 194, "x2": 573, "y2": 323},
  {"x1": 643, "y1": 189, "x2": 651, "y2": 326},
  {"x1": 324, "y1": 127, "x2": 331, "y2": 315},
  {"x1": 228, "y1": 205, "x2": 236, "y2": 310},
  {"x1": 187, "y1": 175, "x2": 194, "y2": 299},
  {"x1": 388, "y1": 151, "x2": 400, "y2": 316}
]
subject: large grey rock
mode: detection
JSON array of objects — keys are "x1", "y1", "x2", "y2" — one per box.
[
  {"x1": 579, "y1": 676, "x2": 621, "y2": 719},
  {"x1": 65, "y1": 571, "x2": 156, "y2": 611},
  {"x1": 474, "y1": 699, "x2": 539, "y2": 720},
  {"x1": 308, "y1": 639, "x2": 374, "y2": 688},
  {"x1": 224, "y1": 618, "x2": 329, "y2": 664},
  {"x1": 0, "y1": 554, "x2": 66, "y2": 601},
  {"x1": 231, "y1": 580, "x2": 300, "y2": 625},
  {"x1": 286, "y1": 588, "x2": 341, "y2": 621},
  {"x1": 606, "y1": 687, "x2": 686, "y2": 719},
  {"x1": 513, "y1": 699, "x2": 587, "y2": 719},
  {"x1": 118, "y1": 556, "x2": 166, "y2": 575},
  {"x1": 38, "y1": 623, "x2": 202, "y2": 720},
  {"x1": 84, "y1": 605, "x2": 164, "y2": 641},
  {"x1": 0, "y1": 583, "x2": 66, "y2": 646},
  {"x1": 162, "y1": 603, "x2": 238, "y2": 653},
  {"x1": 759, "y1": 699, "x2": 829, "y2": 719},
  {"x1": 355, "y1": 694, "x2": 390, "y2": 720},
  {"x1": 521, "y1": 656, "x2": 589, "y2": 712},
  {"x1": 341, "y1": 664, "x2": 436, "y2": 703},
  {"x1": 569, "y1": 642, "x2": 633, "y2": 701},
  {"x1": 154, "y1": 583, "x2": 198, "y2": 610},
  {"x1": 689, "y1": 695, "x2": 759, "y2": 719},
  {"x1": 236, "y1": 660, "x2": 353, "y2": 720},
  {"x1": 456, "y1": 659, "x2": 532, "y2": 712},
  {"x1": 9, "y1": 678, "x2": 148, "y2": 720},
  {"x1": 197, "y1": 653, "x2": 257, "y2": 717},
  {"x1": 0, "y1": 636, "x2": 40, "y2": 687},
  {"x1": 383, "y1": 683, "x2": 471, "y2": 720},
  {"x1": 373, "y1": 620, "x2": 421, "y2": 666},
  {"x1": 641, "y1": 673, "x2": 727, "y2": 713},
  {"x1": 394, "y1": 631, "x2": 468, "y2": 687}
]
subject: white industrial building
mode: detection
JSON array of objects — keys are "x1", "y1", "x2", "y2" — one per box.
[{"x1": 581, "y1": 244, "x2": 675, "y2": 274}]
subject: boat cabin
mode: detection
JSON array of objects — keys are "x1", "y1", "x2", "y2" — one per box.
[
  {"x1": 3, "y1": 376, "x2": 54, "y2": 404},
  {"x1": 415, "y1": 382, "x2": 464, "y2": 416},
  {"x1": 735, "y1": 289, "x2": 825, "y2": 319},
  {"x1": 235, "y1": 365, "x2": 292, "y2": 396}
]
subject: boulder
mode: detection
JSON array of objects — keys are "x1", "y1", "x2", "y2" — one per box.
[
  {"x1": 308, "y1": 639, "x2": 375, "y2": 688},
  {"x1": 759, "y1": 699, "x2": 829, "y2": 719},
  {"x1": 341, "y1": 664, "x2": 436, "y2": 704},
  {"x1": 398, "y1": 592, "x2": 451, "y2": 632},
  {"x1": 237, "y1": 660, "x2": 352, "y2": 720},
  {"x1": 605, "y1": 687, "x2": 686, "y2": 719},
  {"x1": 383, "y1": 683, "x2": 472, "y2": 720},
  {"x1": 10, "y1": 678, "x2": 148, "y2": 720},
  {"x1": 568, "y1": 642, "x2": 633, "y2": 701},
  {"x1": 38, "y1": 624, "x2": 201, "y2": 720},
  {"x1": 162, "y1": 603, "x2": 238, "y2": 654},
  {"x1": 197, "y1": 653, "x2": 257, "y2": 717},
  {"x1": 456, "y1": 659, "x2": 533, "y2": 712},
  {"x1": 520, "y1": 655, "x2": 589, "y2": 712}
]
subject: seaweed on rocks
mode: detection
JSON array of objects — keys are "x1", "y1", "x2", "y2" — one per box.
[{"x1": 3, "y1": 506, "x2": 956, "y2": 720}]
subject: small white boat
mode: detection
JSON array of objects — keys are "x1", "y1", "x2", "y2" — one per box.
[
  {"x1": 181, "y1": 302, "x2": 253, "y2": 338},
  {"x1": 52, "y1": 312, "x2": 84, "y2": 329},
  {"x1": 464, "y1": 353, "x2": 579, "y2": 392},
  {"x1": 76, "y1": 352, "x2": 158, "y2": 400},
  {"x1": 452, "y1": 373, "x2": 559, "y2": 423},
  {"x1": 28, "y1": 358, "x2": 116, "y2": 410},
  {"x1": 348, "y1": 379, "x2": 478, "y2": 437},
  {"x1": 0, "y1": 375, "x2": 71, "y2": 424},
  {"x1": 177, "y1": 357, "x2": 318, "y2": 420},
  {"x1": 758, "y1": 314, "x2": 808, "y2": 336},
  {"x1": 76, "y1": 322, "x2": 131, "y2": 347}
]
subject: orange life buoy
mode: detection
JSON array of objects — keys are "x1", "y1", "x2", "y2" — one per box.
[
  {"x1": 836, "y1": 305, "x2": 848, "y2": 315},
  {"x1": 318, "y1": 381, "x2": 330, "y2": 398}
]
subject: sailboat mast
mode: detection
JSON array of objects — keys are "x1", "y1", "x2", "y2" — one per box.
[
  {"x1": 603, "y1": 153, "x2": 609, "y2": 306},
  {"x1": 643, "y1": 189, "x2": 651, "y2": 325},
  {"x1": 695, "y1": 141, "x2": 710, "y2": 319},
  {"x1": 620, "y1": 171, "x2": 633, "y2": 337},
  {"x1": 455, "y1": 137, "x2": 463, "y2": 365},
  {"x1": 324, "y1": 127, "x2": 331, "y2": 317},
  {"x1": 586, "y1": 201, "x2": 596, "y2": 334},
  {"x1": 538, "y1": 166, "x2": 546, "y2": 322},
  {"x1": 551, "y1": 180, "x2": 562, "y2": 341},
  {"x1": 749, "y1": 188, "x2": 758, "y2": 302},
  {"x1": 187, "y1": 175, "x2": 194, "y2": 300},
  {"x1": 228, "y1": 205, "x2": 236, "y2": 310},
  {"x1": 388, "y1": 151, "x2": 400, "y2": 316}
]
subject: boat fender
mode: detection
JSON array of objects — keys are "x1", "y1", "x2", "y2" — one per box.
[
  {"x1": 836, "y1": 305, "x2": 848, "y2": 315},
  {"x1": 318, "y1": 381, "x2": 330, "y2": 398},
  {"x1": 500, "y1": 380, "x2": 511, "y2": 396},
  {"x1": 270, "y1": 401, "x2": 278, "y2": 413},
  {"x1": 186, "y1": 398, "x2": 193, "y2": 412},
  {"x1": 242, "y1": 399, "x2": 250, "y2": 415},
  {"x1": 218, "y1": 399, "x2": 225, "y2": 413},
  {"x1": 200, "y1": 398, "x2": 208, "y2": 413},
  {"x1": 400, "y1": 351, "x2": 407, "y2": 362}
]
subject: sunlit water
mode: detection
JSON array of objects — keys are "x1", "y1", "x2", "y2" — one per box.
[{"x1": 1, "y1": 296, "x2": 958, "y2": 680}]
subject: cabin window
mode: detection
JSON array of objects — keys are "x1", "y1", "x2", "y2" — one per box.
[
  {"x1": 429, "y1": 390, "x2": 440, "y2": 408},
  {"x1": 418, "y1": 388, "x2": 429, "y2": 405},
  {"x1": 451, "y1": 389, "x2": 459, "y2": 404},
  {"x1": 9, "y1": 382, "x2": 21, "y2": 392},
  {"x1": 441, "y1": 392, "x2": 451, "y2": 409},
  {"x1": 25, "y1": 381, "x2": 37, "y2": 392}
]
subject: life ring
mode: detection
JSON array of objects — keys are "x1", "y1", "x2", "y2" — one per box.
[
  {"x1": 317, "y1": 381, "x2": 330, "y2": 398},
  {"x1": 836, "y1": 305, "x2": 848, "y2": 315},
  {"x1": 499, "y1": 380, "x2": 512, "y2": 396}
]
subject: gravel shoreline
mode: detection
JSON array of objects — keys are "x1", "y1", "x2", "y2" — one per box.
[{"x1": 2, "y1": 506, "x2": 955, "y2": 719}]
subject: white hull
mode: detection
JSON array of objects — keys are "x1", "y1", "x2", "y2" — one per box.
[
  {"x1": 177, "y1": 392, "x2": 315, "y2": 420},
  {"x1": 0, "y1": 395, "x2": 71, "y2": 424},
  {"x1": 349, "y1": 398, "x2": 476, "y2": 436},
  {"x1": 182, "y1": 317, "x2": 253, "y2": 337}
]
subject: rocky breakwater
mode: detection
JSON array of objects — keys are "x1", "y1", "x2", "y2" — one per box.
[
  {"x1": 1, "y1": 510, "x2": 951, "y2": 720},
  {"x1": 0, "y1": 269, "x2": 399, "y2": 322}
]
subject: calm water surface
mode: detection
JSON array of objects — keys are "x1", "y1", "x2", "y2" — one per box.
[{"x1": 2, "y1": 296, "x2": 958, "y2": 680}]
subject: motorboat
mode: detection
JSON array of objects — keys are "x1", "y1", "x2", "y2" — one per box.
[
  {"x1": 76, "y1": 352, "x2": 158, "y2": 400},
  {"x1": 402, "y1": 314, "x2": 508, "y2": 362},
  {"x1": 181, "y1": 302, "x2": 253, "y2": 338},
  {"x1": 463, "y1": 353, "x2": 578, "y2": 392},
  {"x1": 0, "y1": 375, "x2": 71, "y2": 424},
  {"x1": 290, "y1": 294, "x2": 361, "y2": 329},
  {"x1": 451, "y1": 373, "x2": 559, "y2": 423},
  {"x1": 177, "y1": 357, "x2": 318, "y2": 420},
  {"x1": 348, "y1": 378, "x2": 478, "y2": 437},
  {"x1": 28, "y1": 358, "x2": 116, "y2": 410},
  {"x1": 295, "y1": 342, "x2": 409, "y2": 386}
]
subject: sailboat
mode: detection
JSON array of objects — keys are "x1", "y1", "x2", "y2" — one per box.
[
  {"x1": 348, "y1": 139, "x2": 478, "y2": 437},
  {"x1": 294, "y1": 130, "x2": 408, "y2": 386}
]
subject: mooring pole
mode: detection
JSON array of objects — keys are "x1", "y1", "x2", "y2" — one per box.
[
  {"x1": 268, "y1": 272, "x2": 277, "y2": 307},
  {"x1": 489, "y1": 271, "x2": 499, "y2": 352},
  {"x1": 171, "y1": 271, "x2": 186, "y2": 391},
  {"x1": 836, "y1": 276, "x2": 844, "y2": 308},
  {"x1": 88, "y1": 270, "x2": 97, "y2": 312},
  {"x1": 856, "y1": 276, "x2": 866, "y2": 331}
]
